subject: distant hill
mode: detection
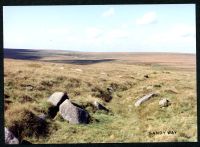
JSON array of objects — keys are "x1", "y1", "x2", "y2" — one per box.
[{"x1": 4, "y1": 48, "x2": 195, "y2": 68}]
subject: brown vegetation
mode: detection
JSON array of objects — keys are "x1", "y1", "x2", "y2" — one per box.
[{"x1": 4, "y1": 51, "x2": 197, "y2": 143}]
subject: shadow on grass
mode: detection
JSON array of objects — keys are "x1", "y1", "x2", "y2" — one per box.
[
  {"x1": 4, "y1": 49, "x2": 43, "y2": 60},
  {"x1": 4, "y1": 48, "x2": 116, "y2": 65},
  {"x1": 43, "y1": 59, "x2": 115, "y2": 65}
]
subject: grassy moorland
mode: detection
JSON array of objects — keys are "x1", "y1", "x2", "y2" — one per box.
[{"x1": 4, "y1": 50, "x2": 197, "y2": 143}]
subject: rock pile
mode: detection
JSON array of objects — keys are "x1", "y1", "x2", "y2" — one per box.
[
  {"x1": 47, "y1": 92, "x2": 68, "y2": 118},
  {"x1": 47, "y1": 92, "x2": 90, "y2": 124}
]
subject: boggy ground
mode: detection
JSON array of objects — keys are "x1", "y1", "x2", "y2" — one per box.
[{"x1": 4, "y1": 52, "x2": 197, "y2": 143}]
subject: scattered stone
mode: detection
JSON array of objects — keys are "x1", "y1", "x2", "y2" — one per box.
[
  {"x1": 107, "y1": 87, "x2": 114, "y2": 93},
  {"x1": 135, "y1": 92, "x2": 156, "y2": 107},
  {"x1": 20, "y1": 84, "x2": 34, "y2": 90},
  {"x1": 144, "y1": 74, "x2": 149, "y2": 78},
  {"x1": 48, "y1": 92, "x2": 69, "y2": 107},
  {"x1": 38, "y1": 113, "x2": 47, "y2": 121},
  {"x1": 93, "y1": 101, "x2": 109, "y2": 112},
  {"x1": 5, "y1": 127, "x2": 19, "y2": 144},
  {"x1": 26, "y1": 86, "x2": 34, "y2": 90},
  {"x1": 74, "y1": 68, "x2": 83, "y2": 72},
  {"x1": 159, "y1": 98, "x2": 170, "y2": 107},
  {"x1": 59, "y1": 99, "x2": 89, "y2": 124},
  {"x1": 100, "y1": 72, "x2": 107, "y2": 75}
]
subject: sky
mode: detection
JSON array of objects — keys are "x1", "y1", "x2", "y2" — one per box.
[{"x1": 3, "y1": 4, "x2": 196, "y2": 53}]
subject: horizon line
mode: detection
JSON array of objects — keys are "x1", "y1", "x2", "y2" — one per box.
[{"x1": 3, "y1": 48, "x2": 196, "y2": 54}]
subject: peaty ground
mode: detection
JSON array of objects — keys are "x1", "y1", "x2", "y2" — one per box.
[{"x1": 4, "y1": 50, "x2": 197, "y2": 143}]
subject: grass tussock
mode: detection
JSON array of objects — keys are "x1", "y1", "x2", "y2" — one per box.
[{"x1": 5, "y1": 104, "x2": 49, "y2": 142}]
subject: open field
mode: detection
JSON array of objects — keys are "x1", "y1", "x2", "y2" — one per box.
[{"x1": 4, "y1": 49, "x2": 197, "y2": 143}]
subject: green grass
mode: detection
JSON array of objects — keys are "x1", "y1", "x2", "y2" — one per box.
[{"x1": 4, "y1": 58, "x2": 197, "y2": 143}]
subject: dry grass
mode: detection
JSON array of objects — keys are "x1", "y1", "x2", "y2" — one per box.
[
  {"x1": 5, "y1": 103, "x2": 49, "y2": 142},
  {"x1": 4, "y1": 53, "x2": 197, "y2": 143}
]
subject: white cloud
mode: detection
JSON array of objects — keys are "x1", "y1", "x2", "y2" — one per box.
[
  {"x1": 83, "y1": 26, "x2": 130, "y2": 48},
  {"x1": 170, "y1": 24, "x2": 195, "y2": 38},
  {"x1": 106, "y1": 29, "x2": 129, "y2": 39},
  {"x1": 144, "y1": 24, "x2": 196, "y2": 53},
  {"x1": 121, "y1": 23, "x2": 128, "y2": 29},
  {"x1": 46, "y1": 27, "x2": 70, "y2": 36},
  {"x1": 85, "y1": 27, "x2": 103, "y2": 39},
  {"x1": 136, "y1": 12, "x2": 157, "y2": 25},
  {"x1": 148, "y1": 24, "x2": 195, "y2": 43},
  {"x1": 4, "y1": 34, "x2": 27, "y2": 47},
  {"x1": 102, "y1": 7, "x2": 115, "y2": 17}
]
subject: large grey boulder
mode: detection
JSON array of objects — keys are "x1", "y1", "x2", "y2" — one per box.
[
  {"x1": 5, "y1": 127, "x2": 19, "y2": 144},
  {"x1": 48, "y1": 92, "x2": 68, "y2": 107},
  {"x1": 47, "y1": 92, "x2": 69, "y2": 118},
  {"x1": 59, "y1": 99, "x2": 89, "y2": 124}
]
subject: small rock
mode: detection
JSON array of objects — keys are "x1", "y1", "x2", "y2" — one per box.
[
  {"x1": 100, "y1": 72, "x2": 106, "y2": 75},
  {"x1": 74, "y1": 68, "x2": 83, "y2": 72},
  {"x1": 38, "y1": 113, "x2": 47, "y2": 121},
  {"x1": 26, "y1": 86, "x2": 34, "y2": 90},
  {"x1": 59, "y1": 99, "x2": 89, "y2": 124},
  {"x1": 93, "y1": 101, "x2": 109, "y2": 112},
  {"x1": 144, "y1": 74, "x2": 149, "y2": 78},
  {"x1": 107, "y1": 87, "x2": 114, "y2": 93},
  {"x1": 159, "y1": 98, "x2": 170, "y2": 107},
  {"x1": 5, "y1": 127, "x2": 19, "y2": 144},
  {"x1": 48, "y1": 92, "x2": 68, "y2": 107},
  {"x1": 20, "y1": 84, "x2": 34, "y2": 90}
]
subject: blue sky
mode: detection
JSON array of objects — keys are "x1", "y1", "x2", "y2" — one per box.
[{"x1": 3, "y1": 4, "x2": 196, "y2": 53}]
